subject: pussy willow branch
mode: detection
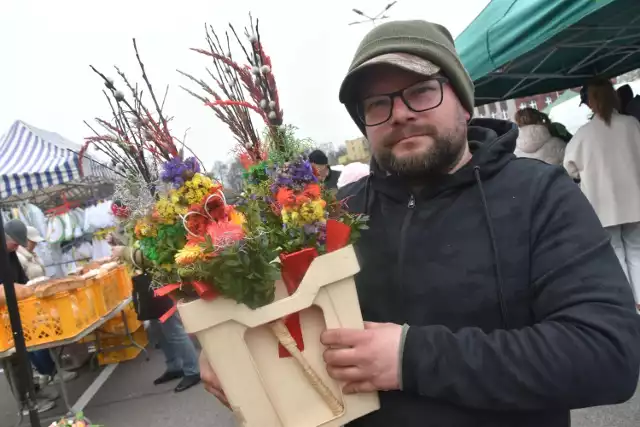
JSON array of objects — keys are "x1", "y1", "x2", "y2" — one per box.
[{"x1": 133, "y1": 38, "x2": 171, "y2": 140}]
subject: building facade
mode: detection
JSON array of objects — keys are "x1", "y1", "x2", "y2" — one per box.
[{"x1": 343, "y1": 136, "x2": 370, "y2": 163}]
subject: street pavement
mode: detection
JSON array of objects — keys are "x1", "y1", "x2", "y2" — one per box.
[{"x1": 1, "y1": 349, "x2": 638, "y2": 426}]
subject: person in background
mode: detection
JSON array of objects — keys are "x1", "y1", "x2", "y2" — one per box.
[
  {"x1": 2, "y1": 220, "x2": 57, "y2": 414},
  {"x1": 200, "y1": 20, "x2": 640, "y2": 427},
  {"x1": 337, "y1": 162, "x2": 371, "y2": 189},
  {"x1": 111, "y1": 244, "x2": 201, "y2": 392},
  {"x1": 565, "y1": 77, "x2": 640, "y2": 310},
  {"x1": 16, "y1": 226, "x2": 46, "y2": 280},
  {"x1": 616, "y1": 84, "x2": 640, "y2": 122},
  {"x1": 513, "y1": 108, "x2": 566, "y2": 165},
  {"x1": 15, "y1": 225, "x2": 79, "y2": 388},
  {"x1": 308, "y1": 149, "x2": 341, "y2": 190}
]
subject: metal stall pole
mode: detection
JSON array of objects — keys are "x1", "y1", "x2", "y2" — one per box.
[{"x1": 0, "y1": 216, "x2": 41, "y2": 427}]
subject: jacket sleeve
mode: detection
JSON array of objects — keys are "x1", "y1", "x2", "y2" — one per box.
[
  {"x1": 401, "y1": 167, "x2": 640, "y2": 411},
  {"x1": 119, "y1": 246, "x2": 150, "y2": 270},
  {"x1": 563, "y1": 134, "x2": 581, "y2": 179}
]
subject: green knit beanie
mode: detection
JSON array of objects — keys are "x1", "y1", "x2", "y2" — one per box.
[{"x1": 339, "y1": 20, "x2": 474, "y2": 131}]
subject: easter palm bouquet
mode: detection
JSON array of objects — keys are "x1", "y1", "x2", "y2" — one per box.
[
  {"x1": 84, "y1": 17, "x2": 368, "y2": 416},
  {"x1": 172, "y1": 17, "x2": 368, "y2": 415}
]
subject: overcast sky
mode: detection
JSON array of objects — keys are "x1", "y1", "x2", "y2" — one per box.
[{"x1": 0, "y1": 0, "x2": 488, "y2": 169}]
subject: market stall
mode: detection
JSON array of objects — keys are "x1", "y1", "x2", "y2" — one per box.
[
  {"x1": 455, "y1": 0, "x2": 640, "y2": 104},
  {"x1": 0, "y1": 120, "x2": 146, "y2": 426},
  {"x1": 0, "y1": 120, "x2": 119, "y2": 276}
]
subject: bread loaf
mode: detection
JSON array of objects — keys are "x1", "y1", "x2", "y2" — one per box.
[
  {"x1": 0, "y1": 284, "x2": 35, "y2": 306},
  {"x1": 33, "y1": 277, "x2": 86, "y2": 298}
]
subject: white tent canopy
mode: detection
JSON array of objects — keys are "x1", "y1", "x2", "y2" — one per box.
[{"x1": 0, "y1": 120, "x2": 116, "y2": 208}]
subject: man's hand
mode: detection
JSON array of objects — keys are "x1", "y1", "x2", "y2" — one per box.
[
  {"x1": 110, "y1": 245, "x2": 125, "y2": 260},
  {"x1": 200, "y1": 351, "x2": 230, "y2": 408},
  {"x1": 321, "y1": 322, "x2": 403, "y2": 394}
]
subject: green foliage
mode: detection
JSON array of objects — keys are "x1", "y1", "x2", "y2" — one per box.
[
  {"x1": 178, "y1": 232, "x2": 280, "y2": 309},
  {"x1": 264, "y1": 125, "x2": 313, "y2": 165}
]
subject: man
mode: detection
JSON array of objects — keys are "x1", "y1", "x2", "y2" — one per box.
[
  {"x1": 200, "y1": 21, "x2": 640, "y2": 426},
  {"x1": 2, "y1": 219, "x2": 57, "y2": 414},
  {"x1": 309, "y1": 149, "x2": 341, "y2": 190},
  {"x1": 111, "y1": 244, "x2": 201, "y2": 393}
]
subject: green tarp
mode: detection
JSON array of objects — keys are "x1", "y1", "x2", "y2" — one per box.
[{"x1": 456, "y1": 0, "x2": 640, "y2": 105}]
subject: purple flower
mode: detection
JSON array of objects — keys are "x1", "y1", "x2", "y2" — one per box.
[
  {"x1": 161, "y1": 156, "x2": 200, "y2": 188},
  {"x1": 273, "y1": 157, "x2": 318, "y2": 192}
]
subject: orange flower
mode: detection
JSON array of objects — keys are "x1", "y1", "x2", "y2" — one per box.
[
  {"x1": 303, "y1": 183, "x2": 321, "y2": 199},
  {"x1": 276, "y1": 188, "x2": 296, "y2": 207}
]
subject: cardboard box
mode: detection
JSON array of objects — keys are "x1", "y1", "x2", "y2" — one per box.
[{"x1": 178, "y1": 244, "x2": 380, "y2": 427}]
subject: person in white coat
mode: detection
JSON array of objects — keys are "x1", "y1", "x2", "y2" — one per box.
[
  {"x1": 564, "y1": 77, "x2": 640, "y2": 309},
  {"x1": 16, "y1": 226, "x2": 46, "y2": 281},
  {"x1": 513, "y1": 108, "x2": 566, "y2": 166}
]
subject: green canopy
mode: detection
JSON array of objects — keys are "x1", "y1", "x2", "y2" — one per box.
[{"x1": 456, "y1": 0, "x2": 640, "y2": 105}]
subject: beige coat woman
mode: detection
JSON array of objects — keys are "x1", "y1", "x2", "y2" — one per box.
[{"x1": 564, "y1": 111, "x2": 640, "y2": 228}]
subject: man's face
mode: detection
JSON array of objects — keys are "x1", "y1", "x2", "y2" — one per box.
[
  {"x1": 313, "y1": 164, "x2": 330, "y2": 181},
  {"x1": 5, "y1": 237, "x2": 18, "y2": 252},
  {"x1": 358, "y1": 65, "x2": 470, "y2": 177}
]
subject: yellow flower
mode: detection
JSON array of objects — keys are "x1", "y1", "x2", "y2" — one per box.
[
  {"x1": 175, "y1": 244, "x2": 205, "y2": 265},
  {"x1": 228, "y1": 208, "x2": 245, "y2": 226}
]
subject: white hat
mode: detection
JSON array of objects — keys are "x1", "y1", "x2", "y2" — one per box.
[{"x1": 26, "y1": 226, "x2": 44, "y2": 243}]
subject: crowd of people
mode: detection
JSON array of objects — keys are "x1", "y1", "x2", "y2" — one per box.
[{"x1": 513, "y1": 78, "x2": 640, "y2": 310}]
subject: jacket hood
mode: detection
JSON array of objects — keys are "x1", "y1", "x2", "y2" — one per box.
[
  {"x1": 516, "y1": 124, "x2": 553, "y2": 154},
  {"x1": 368, "y1": 118, "x2": 518, "y2": 202}
]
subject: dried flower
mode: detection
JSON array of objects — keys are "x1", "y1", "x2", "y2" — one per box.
[
  {"x1": 261, "y1": 65, "x2": 271, "y2": 74},
  {"x1": 114, "y1": 90, "x2": 125, "y2": 102}
]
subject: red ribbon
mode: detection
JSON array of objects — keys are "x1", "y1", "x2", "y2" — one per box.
[
  {"x1": 325, "y1": 219, "x2": 352, "y2": 253},
  {"x1": 192, "y1": 281, "x2": 219, "y2": 301},
  {"x1": 278, "y1": 248, "x2": 318, "y2": 357},
  {"x1": 154, "y1": 283, "x2": 180, "y2": 297}
]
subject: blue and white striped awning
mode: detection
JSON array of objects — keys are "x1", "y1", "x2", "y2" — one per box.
[{"x1": 0, "y1": 120, "x2": 116, "y2": 200}]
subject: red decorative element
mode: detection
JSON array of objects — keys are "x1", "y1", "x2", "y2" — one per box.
[
  {"x1": 111, "y1": 203, "x2": 130, "y2": 218},
  {"x1": 192, "y1": 281, "x2": 219, "y2": 301},
  {"x1": 204, "y1": 100, "x2": 269, "y2": 125},
  {"x1": 325, "y1": 219, "x2": 352, "y2": 253},
  {"x1": 46, "y1": 193, "x2": 80, "y2": 216},
  {"x1": 278, "y1": 247, "x2": 319, "y2": 358},
  {"x1": 159, "y1": 304, "x2": 177, "y2": 323},
  {"x1": 154, "y1": 283, "x2": 180, "y2": 297}
]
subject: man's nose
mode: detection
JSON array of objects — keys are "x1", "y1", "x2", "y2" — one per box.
[{"x1": 389, "y1": 96, "x2": 417, "y2": 124}]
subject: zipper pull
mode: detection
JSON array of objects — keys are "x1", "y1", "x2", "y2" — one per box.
[{"x1": 407, "y1": 194, "x2": 415, "y2": 209}]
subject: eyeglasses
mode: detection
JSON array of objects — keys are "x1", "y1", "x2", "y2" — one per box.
[{"x1": 356, "y1": 77, "x2": 448, "y2": 126}]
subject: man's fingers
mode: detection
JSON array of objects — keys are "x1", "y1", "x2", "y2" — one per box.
[
  {"x1": 363, "y1": 321, "x2": 385, "y2": 330},
  {"x1": 326, "y1": 365, "x2": 369, "y2": 382},
  {"x1": 343, "y1": 380, "x2": 377, "y2": 394},
  {"x1": 323, "y1": 347, "x2": 364, "y2": 367},
  {"x1": 208, "y1": 388, "x2": 231, "y2": 408},
  {"x1": 321, "y1": 328, "x2": 369, "y2": 347}
]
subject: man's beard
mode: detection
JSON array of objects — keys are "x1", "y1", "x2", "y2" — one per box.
[{"x1": 373, "y1": 116, "x2": 467, "y2": 177}]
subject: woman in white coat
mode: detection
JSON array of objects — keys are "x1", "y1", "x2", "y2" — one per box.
[
  {"x1": 564, "y1": 77, "x2": 640, "y2": 309},
  {"x1": 16, "y1": 226, "x2": 46, "y2": 280},
  {"x1": 514, "y1": 108, "x2": 566, "y2": 165}
]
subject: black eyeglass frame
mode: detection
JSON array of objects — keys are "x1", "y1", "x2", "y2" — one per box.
[{"x1": 355, "y1": 76, "x2": 449, "y2": 127}]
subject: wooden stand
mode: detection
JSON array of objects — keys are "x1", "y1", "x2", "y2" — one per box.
[{"x1": 177, "y1": 245, "x2": 379, "y2": 427}]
